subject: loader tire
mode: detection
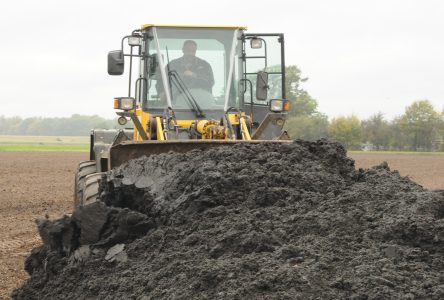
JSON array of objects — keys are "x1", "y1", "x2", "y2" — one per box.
[
  {"x1": 74, "y1": 161, "x2": 97, "y2": 208},
  {"x1": 82, "y1": 172, "x2": 105, "y2": 206}
]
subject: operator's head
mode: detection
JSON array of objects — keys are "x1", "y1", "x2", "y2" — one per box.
[{"x1": 182, "y1": 40, "x2": 197, "y2": 58}]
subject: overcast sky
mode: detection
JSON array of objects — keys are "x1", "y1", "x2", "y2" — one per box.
[{"x1": 1, "y1": 0, "x2": 443, "y2": 120}]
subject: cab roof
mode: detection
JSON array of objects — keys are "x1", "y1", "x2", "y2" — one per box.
[{"x1": 141, "y1": 24, "x2": 247, "y2": 30}]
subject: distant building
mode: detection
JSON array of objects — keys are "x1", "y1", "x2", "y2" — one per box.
[
  {"x1": 361, "y1": 142, "x2": 376, "y2": 151},
  {"x1": 431, "y1": 139, "x2": 444, "y2": 152}
]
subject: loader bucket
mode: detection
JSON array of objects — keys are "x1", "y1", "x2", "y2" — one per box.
[{"x1": 109, "y1": 140, "x2": 293, "y2": 169}]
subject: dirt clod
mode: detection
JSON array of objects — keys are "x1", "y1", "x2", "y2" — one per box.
[{"x1": 12, "y1": 140, "x2": 444, "y2": 299}]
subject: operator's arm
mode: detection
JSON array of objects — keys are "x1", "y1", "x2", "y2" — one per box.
[{"x1": 192, "y1": 59, "x2": 214, "y2": 92}]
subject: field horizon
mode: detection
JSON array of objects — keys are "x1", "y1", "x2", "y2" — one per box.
[{"x1": 0, "y1": 135, "x2": 443, "y2": 154}]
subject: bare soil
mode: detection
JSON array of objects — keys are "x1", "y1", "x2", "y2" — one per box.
[
  {"x1": 0, "y1": 152, "x2": 86, "y2": 299},
  {"x1": 0, "y1": 150, "x2": 442, "y2": 299},
  {"x1": 350, "y1": 153, "x2": 444, "y2": 190}
]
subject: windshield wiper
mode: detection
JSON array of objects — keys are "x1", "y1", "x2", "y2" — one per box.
[
  {"x1": 169, "y1": 70, "x2": 205, "y2": 118},
  {"x1": 164, "y1": 46, "x2": 204, "y2": 118}
]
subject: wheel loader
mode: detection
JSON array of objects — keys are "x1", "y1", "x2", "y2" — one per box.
[{"x1": 74, "y1": 24, "x2": 292, "y2": 207}]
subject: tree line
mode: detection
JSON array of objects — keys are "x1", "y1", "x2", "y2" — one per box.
[
  {"x1": 0, "y1": 114, "x2": 119, "y2": 136},
  {"x1": 284, "y1": 66, "x2": 444, "y2": 151}
]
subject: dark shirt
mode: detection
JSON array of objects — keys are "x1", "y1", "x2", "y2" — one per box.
[{"x1": 168, "y1": 56, "x2": 215, "y2": 93}]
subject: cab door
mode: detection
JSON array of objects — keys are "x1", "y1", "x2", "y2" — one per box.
[{"x1": 242, "y1": 33, "x2": 286, "y2": 125}]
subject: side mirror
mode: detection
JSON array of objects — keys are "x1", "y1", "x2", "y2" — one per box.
[
  {"x1": 256, "y1": 71, "x2": 269, "y2": 101},
  {"x1": 108, "y1": 50, "x2": 124, "y2": 75}
]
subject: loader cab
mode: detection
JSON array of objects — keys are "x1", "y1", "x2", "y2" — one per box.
[{"x1": 108, "y1": 25, "x2": 286, "y2": 119}]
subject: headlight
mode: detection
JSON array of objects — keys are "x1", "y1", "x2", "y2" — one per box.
[
  {"x1": 114, "y1": 97, "x2": 136, "y2": 111},
  {"x1": 270, "y1": 99, "x2": 289, "y2": 112},
  {"x1": 117, "y1": 116, "x2": 128, "y2": 125},
  {"x1": 250, "y1": 37, "x2": 263, "y2": 49},
  {"x1": 128, "y1": 36, "x2": 142, "y2": 46}
]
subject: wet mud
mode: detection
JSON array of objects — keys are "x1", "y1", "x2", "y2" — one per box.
[{"x1": 12, "y1": 140, "x2": 444, "y2": 299}]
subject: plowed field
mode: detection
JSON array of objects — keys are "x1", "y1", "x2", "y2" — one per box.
[
  {"x1": 350, "y1": 152, "x2": 444, "y2": 190},
  {"x1": 0, "y1": 152, "x2": 87, "y2": 299},
  {"x1": 0, "y1": 151, "x2": 442, "y2": 299}
]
